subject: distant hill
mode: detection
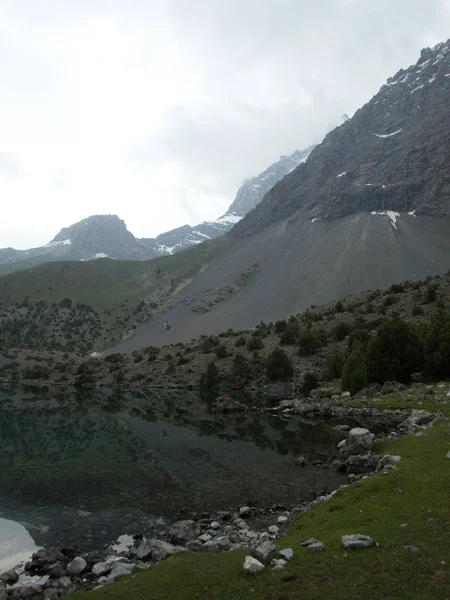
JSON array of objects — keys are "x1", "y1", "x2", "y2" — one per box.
[{"x1": 0, "y1": 147, "x2": 314, "y2": 275}]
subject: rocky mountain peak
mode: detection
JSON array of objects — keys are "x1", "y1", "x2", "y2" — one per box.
[
  {"x1": 232, "y1": 40, "x2": 450, "y2": 237},
  {"x1": 225, "y1": 146, "x2": 314, "y2": 218}
]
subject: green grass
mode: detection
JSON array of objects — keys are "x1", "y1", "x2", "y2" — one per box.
[
  {"x1": 67, "y1": 398, "x2": 450, "y2": 600},
  {"x1": 0, "y1": 237, "x2": 229, "y2": 315}
]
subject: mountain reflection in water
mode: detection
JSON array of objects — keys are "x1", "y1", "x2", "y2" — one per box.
[{"x1": 0, "y1": 386, "x2": 347, "y2": 550}]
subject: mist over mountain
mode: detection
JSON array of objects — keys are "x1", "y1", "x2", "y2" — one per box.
[{"x1": 0, "y1": 146, "x2": 314, "y2": 274}]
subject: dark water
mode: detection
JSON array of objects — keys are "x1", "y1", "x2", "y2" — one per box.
[{"x1": 0, "y1": 386, "x2": 348, "y2": 552}]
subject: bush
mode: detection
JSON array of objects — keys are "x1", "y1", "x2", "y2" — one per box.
[
  {"x1": 215, "y1": 344, "x2": 228, "y2": 359},
  {"x1": 265, "y1": 347, "x2": 294, "y2": 381},
  {"x1": 247, "y1": 337, "x2": 264, "y2": 351},
  {"x1": 297, "y1": 328, "x2": 327, "y2": 355},
  {"x1": 366, "y1": 319, "x2": 422, "y2": 383},
  {"x1": 144, "y1": 346, "x2": 160, "y2": 361},
  {"x1": 335, "y1": 301, "x2": 344, "y2": 313},
  {"x1": 232, "y1": 352, "x2": 252, "y2": 380},
  {"x1": 234, "y1": 336, "x2": 246, "y2": 347},
  {"x1": 274, "y1": 320, "x2": 287, "y2": 334},
  {"x1": 423, "y1": 285, "x2": 437, "y2": 304},
  {"x1": 301, "y1": 372, "x2": 319, "y2": 395},
  {"x1": 342, "y1": 351, "x2": 368, "y2": 395},
  {"x1": 332, "y1": 322, "x2": 352, "y2": 342},
  {"x1": 201, "y1": 336, "x2": 220, "y2": 353},
  {"x1": 412, "y1": 305, "x2": 424, "y2": 316},
  {"x1": 423, "y1": 313, "x2": 450, "y2": 378},
  {"x1": 325, "y1": 348, "x2": 345, "y2": 379},
  {"x1": 199, "y1": 361, "x2": 220, "y2": 389}
]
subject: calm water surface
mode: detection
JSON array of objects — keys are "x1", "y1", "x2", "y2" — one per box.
[{"x1": 0, "y1": 386, "x2": 349, "y2": 556}]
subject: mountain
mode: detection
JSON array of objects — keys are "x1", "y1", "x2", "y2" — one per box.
[
  {"x1": 233, "y1": 41, "x2": 450, "y2": 237},
  {"x1": 106, "y1": 40, "x2": 450, "y2": 353},
  {"x1": 0, "y1": 147, "x2": 314, "y2": 275}
]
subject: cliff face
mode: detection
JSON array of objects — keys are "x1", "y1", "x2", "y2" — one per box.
[{"x1": 233, "y1": 41, "x2": 450, "y2": 238}]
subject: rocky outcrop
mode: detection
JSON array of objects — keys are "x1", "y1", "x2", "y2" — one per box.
[{"x1": 233, "y1": 40, "x2": 450, "y2": 238}]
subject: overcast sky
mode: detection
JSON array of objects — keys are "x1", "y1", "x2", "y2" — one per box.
[{"x1": 1, "y1": 0, "x2": 449, "y2": 249}]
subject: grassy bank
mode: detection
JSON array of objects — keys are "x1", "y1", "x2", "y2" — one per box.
[{"x1": 67, "y1": 392, "x2": 450, "y2": 600}]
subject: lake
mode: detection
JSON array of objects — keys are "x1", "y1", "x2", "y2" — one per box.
[{"x1": 0, "y1": 386, "x2": 348, "y2": 562}]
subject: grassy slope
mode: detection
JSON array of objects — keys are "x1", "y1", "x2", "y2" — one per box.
[
  {"x1": 68, "y1": 395, "x2": 450, "y2": 600},
  {"x1": 0, "y1": 238, "x2": 228, "y2": 311}
]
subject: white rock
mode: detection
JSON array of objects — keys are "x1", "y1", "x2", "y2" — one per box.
[
  {"x1": 279, "y1": 548, "x2": 294, "y2": 560},
  {"x1": 306, "y1": 542, "x2": 325, "y2": 552},
  {"x1": 268, "y1": 525, "x2": 279, "y2": 535},
  {"x1": 243, "y1": 556, "x2": 265, "y2": 575},
  {"x1": 251, "y1": 541, "x2": 276, "y2": 565},
  {"x1": 210, "y1": 521, "x2": 220, "y2": 530},
  {"x1": 446, "y1": 451, "x2": 450, "y2": 460},
  {"x1": 271, "y1": 558, "x2": 287, "y2": 571},
  {"x1": 277, "y1": 515, "x2": 288, "y2": 524},
  {"x1": 341, "y1": 534, "x2": 375, "y2": 549},
  {"x1": 67, "y1": 557, "x2": 87, "y2": 576},
  {"x1": 92, "y1": 562, "x2": 111, "y2": 577},
  {"x1": 239, "y1": 506, "x2": 252, "y2": 517}
]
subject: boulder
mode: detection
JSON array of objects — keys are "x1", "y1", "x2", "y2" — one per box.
[
  {"x1": 300, "y1": 538, "x2": 320, "y2": 547},
  {"x1": 277, "y1": 515, "x2": 288, "y2": 524},
  {"x1": 341, "y1": 534, "x2": 375, "y2": 549},
  {"x1": 135, "y1": 538, "x2": 187, "y2": 562},
  {"x1": 340, "y1": 428, "x2": 374, "y2": 456},
  {"x1": 295, "y1": 456, "x2": 306, "y2": 467},
  {"x1": 169, "y1": 520, "x2": 200, "y2": 544},
  {"x1": 306, "y1": 542, "x2": 325, "y2": 552},
  {"x1": 278, "y1": 548, "x2": 294, "y2": 561},
  {"x1": 91, "y1": 562, "x2": 111, "y2": 577},
  {"x1": 400, "y1": 410, "x2": 434, "y2": 432},
  {"x1": 381, "y1": 381, "x2": 406, "y2": 395},
  {"x1": 108, "y1": 562, "x2": 136, "y2": 581},
  {"x1": 354, "y1": 383, "x2": 382, "y2": 399},
  {"x1": 270, "y1": 558, "x2": 287, "y2": 571},
  {"x1": 446, "y1": 451, "x2": 450, "y2": 460},
  {"x1": 376, "y1": 455, "x2": 402, "y2": 471},
  {"x1": 268, "y1": 525, "x2": 279, "y2": 535},
  {"x1": 243, "y1": 556, "x2": 264, "y2": 575},
  {"x1": 0, "y1": 569, "x2": 19, "y2": 584},
  {"x1": 213, "y1": 395, "x2": 247, "y2": 412},
  {"x1": 7, "y1": 585, "x2": 43, "y2": 599},
  {"x1": 251, "y1": 541, "x2": 276, "y2": 565},
  {"x1": 239, "y1": 506, "x2": 252, "y2": 517},
  {"x1": 66, "y1": 557, "x2": 87, "y2": 577},
  {"x1": 346, "y1": 453, "x2": 381, "y2": 474},
  {"x1": 403, "y1": 545, "x2": 420, "y2": 553}
]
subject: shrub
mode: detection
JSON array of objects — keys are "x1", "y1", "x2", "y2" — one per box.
[
  {"x1": 301, "y1": 372, "x2": 319, "y2": 395},
  {"x1": 247, "y1": 337, "x2": 264, "y2": 351},
  {"x1": 199, "y1": 361, "x2": 220, "y2": 389},
  {"x1": 234, "y1": 336, "x2": 246, "y2": 347},
  {"x1": 325, "y1": 348, "x2": 345, "y2": 380},
  {"x1": 423, "y1": 313, "x2": 450, "y2": 378},
  {"x1": 201, "y1": 336, "x2": 220, "y2": 353},
  {"x1": 274, "y1": 320, "x2": 287, "y2": 334},
  {"x1": 215, "y1": 344, "x2": 228, "y2": 359},
  {"x1": 144, "y1": 346, "x2": 160, "y2": 361},
  {"x1": 423, "y1": 285, "x2": 437, "y2": 304},
  {"x1": 265, "y1": 347, "x2": 294, "y2": 381},
  {"x1": 342, "y1": 351, "x2": 368, "y2": 395},
  {"x1": 232, "y1": 352, "x2": 252, "y2": 380},
  {"x1": 366, "y1": 319, "x2": 422, "y2": 383},
  {"x1": 297, "y1": 328, "x2": 327, "y2": 355},
  {"x1": 335, "y1": 301, "x2": 344, "y2": 313},
  {"x1": 389, "y1": 283, "x2": 404, "y2": 294},
  {"x1": 412, "y1": 305, "x2": 424, "y2": 316},
  {"x1": 332, "y1": 322, "x2": 352, "y2": 342}
]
